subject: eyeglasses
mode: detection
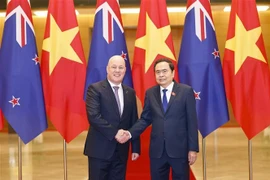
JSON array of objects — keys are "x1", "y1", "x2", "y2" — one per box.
[{"x1": 155, "y1": 69, "x2": 168, "y2": 75}]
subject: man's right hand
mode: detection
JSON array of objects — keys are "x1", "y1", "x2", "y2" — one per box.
[{"x1": 115, "y1": 129, "x2": 130, "y2": 144}]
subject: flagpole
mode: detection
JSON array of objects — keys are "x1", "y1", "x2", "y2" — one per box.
[
  {"x1": 63, "y1": 140, "x2": 68, "y2": 180},
  {"x1": 248, "y1": 140, "x2": 253, "y2": 180},
  {"x1": 202, "y1": 138, "x2": 206, "y2": 180},
  {"x1": 18, "y1": 137, "x2": 22, "y2": 180}
]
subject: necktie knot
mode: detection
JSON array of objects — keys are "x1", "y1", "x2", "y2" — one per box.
[
  {"x1": 162, "y1": 89, "x2": 168, "y2": 112},
  {"x1": 113, "y1": 86, "x2": 119, "y2": 91}
]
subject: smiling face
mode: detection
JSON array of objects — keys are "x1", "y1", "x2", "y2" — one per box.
[
  {"x1": 154, "y1": 61, "x2": 175, "y2": 88},
  {"x1": 106, "y1": 55, "x2": 126, "y2": 85}
]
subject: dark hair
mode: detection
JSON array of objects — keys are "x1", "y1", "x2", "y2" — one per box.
[{"x1": 154, "y1": 58, "x2": 174, "y2": 72}]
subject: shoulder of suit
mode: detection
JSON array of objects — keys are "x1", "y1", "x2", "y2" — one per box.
[
  {"x1": 146, "y1": 85, "x2": 159, "y2": 93},
  {"x1": 122, "y1": 84, "x2": 135, "y2": 92},
  {"x1": 178, "y1": 82, "x2": 193, "y2": 90},
  {"x1": 87, "y1": 79, "x2": 107, "y2": 90}
]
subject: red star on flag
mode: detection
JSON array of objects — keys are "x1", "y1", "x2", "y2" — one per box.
[
  {"x1": 9, "y1": 96, "x2": 20, "y2": 108},
  {"x1": 32, "y1": 54, "x2": 39, "y2": 65},
  {"x1": 120, "y1": 51, "x2": 127, "y2": 60},
  {"x1": 193, "y1": 90, "x2": 201, "y2": 100},
  {"x1": 212, "y1": 48, "x2": 219, "y2": 59}
]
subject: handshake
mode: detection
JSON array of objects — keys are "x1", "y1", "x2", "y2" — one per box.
[{"x1": 115, "y1": 129, "x2": 131, "y2": 144}]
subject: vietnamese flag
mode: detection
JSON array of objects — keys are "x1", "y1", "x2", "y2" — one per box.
[
  {"x1": 0, "y1": 110, "x2": 3, "y2": 130},
  {"x1": 41, "y1": 0, "x2": 89, "y2": 142},
  {"x1": 132, "y1": 0, "x2": 178, "y2": 108},
  {"x1": 131, "y1": 0, "x2": 195, "y2": 179},
  {"x1": 223, "y1": 0, "x2": 270, "y2": 139}
]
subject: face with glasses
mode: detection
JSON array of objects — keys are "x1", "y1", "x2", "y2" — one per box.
[
  {"x1": 155, "y1": 61, "x2": 175, "y2": 88},
  {"x1": 107, "y1": 56, "x2": 126, "y2": 85}
]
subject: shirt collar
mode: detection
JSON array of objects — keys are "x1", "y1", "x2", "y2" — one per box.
[
  {"x1": 160, "y1": 81, "x2": 174, "y2": 92},
  {"x1": 107, "y1": 79, "x2": 122, "y2": 89}
]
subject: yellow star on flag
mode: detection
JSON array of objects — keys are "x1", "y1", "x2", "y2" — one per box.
[
  {"x1": 225, "y1": 15, "x2": 266, "y2": 74},
  {"x1": 135, "y1": 13, "x2": 175, "y2": 73},
  {"x1": 42, "y1": 14, "x2": 83, "y2": 75}
]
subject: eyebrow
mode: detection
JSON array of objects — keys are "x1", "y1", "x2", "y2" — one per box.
[{"x1": 156, "y1": 68, "x2": 167, "y2": 71}]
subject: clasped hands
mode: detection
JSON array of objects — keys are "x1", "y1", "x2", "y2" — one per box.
[{"x1": 115, "y1": 129, "x2": 130, "y2": 144}]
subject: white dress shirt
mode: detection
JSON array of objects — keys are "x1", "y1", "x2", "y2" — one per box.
[
  {"x1": 160, "y1": 82, "x2": 174, "y2": 103},
  {"x1": 108, "y1": 80, "x2": 124, "y2": 115}
]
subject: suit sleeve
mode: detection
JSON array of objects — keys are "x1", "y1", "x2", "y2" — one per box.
[
  {"x1": 186, "y1": 88, "x2": 199, "y2": 152},
  {"x1": 129, "y1": 91, "x2": 152, "y2": 139},
  {"x1": 130, "y1": 91, "x2": 141, "y2": 154},
  {"x1": 86, "y1": 84, "x2": 118, "y2": 141}
]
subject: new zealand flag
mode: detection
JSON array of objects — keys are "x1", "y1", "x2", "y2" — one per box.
[
  {"x1": 178, "y1": 0, "x2": 229, "y2": 138},
  {"x1": 84, "y1": 0, "x2": 133, "y2": 95},
  {"x1": 0, "y1": 0, "x2": 47, "y2": 143}
]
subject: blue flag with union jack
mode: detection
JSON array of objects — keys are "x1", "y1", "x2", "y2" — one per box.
[
  {"x1": 84, "y1": 0, "x2": 133, "y2": 94},
  {"x1": 0, "y1": 0, "x2": 47, "y2": 144},
  {"x1": 178, "y1": 0, "x2": 229, "y2": 138}
]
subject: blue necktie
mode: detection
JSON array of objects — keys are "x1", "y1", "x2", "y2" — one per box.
[{"x1": 162, "y1": 89, "x2": 168, "y2": 112}]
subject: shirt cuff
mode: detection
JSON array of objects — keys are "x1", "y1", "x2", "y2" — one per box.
[{"x1": 127, "y1": 131, "x2": 132, "y2": 139}]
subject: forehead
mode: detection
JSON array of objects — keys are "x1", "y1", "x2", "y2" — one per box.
[
  {"x1": 109, "y1": 58, "x2": 125, "y2": 66},
  {"x1": 155, "y1": 62, "x2": 170, "y2": 70}
]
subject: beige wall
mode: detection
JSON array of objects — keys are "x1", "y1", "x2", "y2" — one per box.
[{"x1": 0, "y1": 10, "x2": 270, "y2": 130}]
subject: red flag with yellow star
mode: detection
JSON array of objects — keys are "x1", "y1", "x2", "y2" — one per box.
[
  {"x1": 223, "y1": 0, "x2": 270, "y2": 139},
  {"x1": 131, "y1": 0, "x2": 195, "y2": 179},
  {"x1": 0, "y1": 110, "x2": 3, "y2": 130},
  {"x1": 41, "y1": 0, "x2": 89, "y2": 142},
  {"x1": 132, "y1": 0, "x2": 179, "y2": 108}
]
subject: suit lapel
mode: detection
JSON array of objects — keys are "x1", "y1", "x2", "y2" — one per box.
[
  {"x1": 153, "y1": 86, "x2": 164, "y2": 113},
  {"x1": 121, "y1": 85, "x2": 129, "y2": 120},
  {"x1": 166, "y1": 83, "x2": 181, "y2": 113}
]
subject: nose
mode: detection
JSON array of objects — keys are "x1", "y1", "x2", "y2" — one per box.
[{"x1": 159, "y1": 72, "x2": 165, "y2": 77}]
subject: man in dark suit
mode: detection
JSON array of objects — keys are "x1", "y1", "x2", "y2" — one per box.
[
  {"x1": 117, "y1": 58, "x2": 199, "y2": 180},
  {"x1": 84, "y1": 55, "x2": 140, "y2": 180}
]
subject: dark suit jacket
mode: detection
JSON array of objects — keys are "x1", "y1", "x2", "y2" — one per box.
[
  {"x1": 129, "y1": 82, "x2": 198, "y2": 159},
  {"x1": 84, "y1": 79, "x2": 140, "y2": 162}
]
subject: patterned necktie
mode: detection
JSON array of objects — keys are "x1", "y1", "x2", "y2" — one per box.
[
  {"x1": 113, "y1": 86, "x2": 121, "y2": 115},
  {"x1": 162, "y1": 89, "x2": 168, "y2": 112}
]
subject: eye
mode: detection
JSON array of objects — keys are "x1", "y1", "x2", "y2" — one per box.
[{"x1": 162, "y1": 69, "x2": 168, "y2": 73}]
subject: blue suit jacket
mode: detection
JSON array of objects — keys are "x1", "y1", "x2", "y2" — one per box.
[
  {"x1": 129, "y1": 82, "x2": 198, "y2": 159},
  {"x1": 84, "y1": 79, "x2": 140, "y2": 161}
]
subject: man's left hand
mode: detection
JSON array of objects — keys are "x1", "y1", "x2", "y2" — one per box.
[
  {"x1": 131, "y1": 153, "x2": 140, "y2": 161},
  {"x1": 188, "y1": 151, "x2": 197, "y2": 165}
]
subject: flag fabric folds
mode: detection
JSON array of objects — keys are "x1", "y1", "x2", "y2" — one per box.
[
  {"x1": 132, "y1": 0, "x2": 178, "y2": 107},
  {"x1": 223, "y1": 0, "x2": 270, "y2": 139},
  {"x1": 178, "y1": 0, "x2": 229, "y2": 138},
  {"x1": 0, "y1": 0, "x2": 47, "y2": 143},
  {"x1": 84, "y1": 0, "x2": 133, "y2": 94},
  {"x1": 41, "y1": 0, "x2": 88, "y2": 143}
]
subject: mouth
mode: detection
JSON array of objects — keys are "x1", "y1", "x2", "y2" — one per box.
[{"x1": 114, "y1": 74, "x2": 121, "y2": 77}]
